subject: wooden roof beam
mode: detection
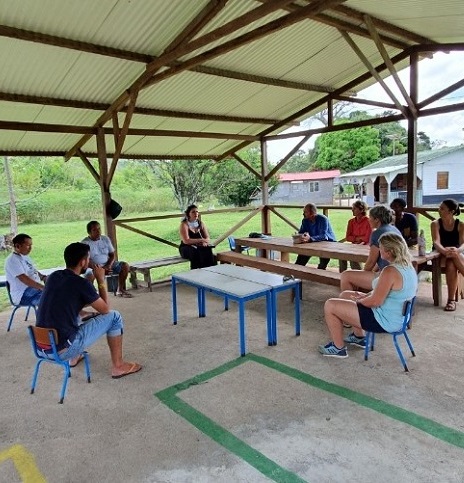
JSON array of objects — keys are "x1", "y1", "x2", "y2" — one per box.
[
  {"x1": 0, "y1": 24, "x2": 152, "y2": 62},
  {"x1": 332, "y1": 94, "x2": 397, "y2": 110},
  {"x1": 256, "y1": 0, "x2": 412, "y2": 50},
  {"x1": 417, "y1": 78, "x2": 464, "y2": 109},
  {"x1": 191, "y1": 65, "x2": 353, "y2": 94},
  {"x1": 145, "y1": 0, "x2": 347, "y2": 89},
  {"x1": 363, "y1": 14, "x2": 417, "y2": 118},
  {"x1": 0, "y1": 92, "x2": 278, "y2": 124},
  {"x1": 0, "y1": 120, "x2": 259, "y2": 140},
  {"x1": 340, "y1": 30, "x2": 408, "y2": 117},
  {"x1": 331, "y1": 4, "x2": 436, "y2": 46},
  {"x1": 64, "y1": 0, "x2": 297, "y2": 160}
]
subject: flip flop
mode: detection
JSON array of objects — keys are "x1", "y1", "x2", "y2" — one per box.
[
  {"x1": 116, "y1": 291, "x2": 133, "y2": 298},
  {"x1": 70, "y1": 354, "x2": 84, "y2": 368},
  {"x1": 444, "y1": 300, "x2": 456, "y2": 312},
  {"x1": 112, "y1": 363, "x2": 142, "y2": 379}
]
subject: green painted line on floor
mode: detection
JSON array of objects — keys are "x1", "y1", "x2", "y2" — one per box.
[
  {"x1": 248, "y1": 353, "x2": 464, "y2": 449},
  {"x1": 156, "y1": 354, "x2": 464, "y2": 482},
  {"x1": 161, "y1": 393, "x2": 307, "y2": 483}
]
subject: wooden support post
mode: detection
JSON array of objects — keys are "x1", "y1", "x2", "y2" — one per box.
[{"x1": 96, "y1": 127, "x2": 117, "y2": 254}]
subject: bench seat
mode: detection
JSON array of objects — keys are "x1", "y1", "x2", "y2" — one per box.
[
  {"x1": 129, "y1": 256, "x2": 187, "y2": 291},
  {"x1": 216, "y1": 251, "x2": 341, "y2": 287}
]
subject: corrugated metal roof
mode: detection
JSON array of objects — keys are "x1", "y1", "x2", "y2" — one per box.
[
  {"x1": 340, "y1": 146, "x2": 464, "y2": 178},
  {"x1": 279, "y1": 170, "x2": 341, "y2": 181},
  {"x1": 0, "y1": 0, "x2": 463, "y2": 159}
]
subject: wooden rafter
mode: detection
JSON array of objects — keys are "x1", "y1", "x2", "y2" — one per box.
[
  {"x1": 231, "y1": 153, "x2": 261, "y2": 178},
  {"x1": 190, "y1": 65, "x2": 342, "y2": 94},
  {"x1": 0, "y1": 92, "x2": 278, "y2": 125},
  {"x1": 145, "y1": 0, "x2": 347, "y2": 90},
  {"x1": 331, "y1": 4, "x2": 436, "y2": 45},
  {"x1": 363, "y1": 15, "x2": 417, "y2": 118},
  {"x1": 64, "y1": 0, "x2": 296, "y2": 160},
  {"x1": 339, "y1": 30, "x2": 408, "y2": 117},
  {"x1": 266, "y1": 134, "x2": 312, "y2": 180},
  {"x1": 332, "y1": 95, "x2": 397, "y2": 110},
  {"x1": 0, "y1": 120, "x2": 259, "y2": 140}
]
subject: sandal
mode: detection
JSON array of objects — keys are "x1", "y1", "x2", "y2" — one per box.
[
  {"x1": 444, "y1": 300, "x2": 456, "y2": 312},
  {"x1": 116, "y1": 290, "x2": 133, "y2": 298}
]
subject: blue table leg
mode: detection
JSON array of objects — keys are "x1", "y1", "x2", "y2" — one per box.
[
  {"x1": 294, "y1": 282, "x2": 301, "y2": 336},
  {"x1": 269, "y1": 290, "x2": 277, "y2": 345},
  {"x1": 239, "y1": 301, "x2": 246, "y2": 356},
  {"x1": 224, "y1": 295, "x2": 229, "y2": 311},
  {"x1": 171, "y1": 279, "x2": 178, "y2": 325},
  {"x1": 198, "y1": 288, "x2": 206, "y2": 317}
]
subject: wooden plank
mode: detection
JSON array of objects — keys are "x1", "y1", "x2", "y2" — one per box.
[{"x1": 216, "y1": 251, "x2": 341, "y2": 287}]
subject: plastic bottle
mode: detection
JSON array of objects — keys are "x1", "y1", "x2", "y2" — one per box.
[{"x1": 418, "y1": 229, "x2": 426, "y2": 256}]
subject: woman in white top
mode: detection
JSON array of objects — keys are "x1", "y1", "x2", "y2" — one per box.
[{"x1": 319, "y1": 232, "x2": 417, "y2": 358}]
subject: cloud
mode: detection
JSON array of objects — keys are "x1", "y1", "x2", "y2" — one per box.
[{"x1": 267, "y1": 52, "x2": 464, "y2": 163}]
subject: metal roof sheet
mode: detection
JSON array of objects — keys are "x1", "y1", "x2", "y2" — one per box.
[{"x1": 0, "y1": 0, "x2": 463, "y2": 160}]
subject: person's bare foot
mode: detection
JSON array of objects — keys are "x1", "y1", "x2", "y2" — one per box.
[{"x1": 111, "y1": 362, "x2": 142, "y2": 379}]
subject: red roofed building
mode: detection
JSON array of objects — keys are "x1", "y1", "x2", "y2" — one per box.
[{"x1": 268, "y1": 170, "x2": 341, "y2": 205}]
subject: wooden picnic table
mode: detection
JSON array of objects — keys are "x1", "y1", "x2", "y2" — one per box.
[{"x1": 235, "y1": 237, "x2": 443, "y2": 306}]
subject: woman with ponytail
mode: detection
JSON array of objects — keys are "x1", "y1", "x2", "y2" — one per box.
[
  {"x1": 431, "y1": 198, "x2": 464, "y2": 311},
  {"x1": 179, "y1": 204, "x2": 216, "y2": 269}
]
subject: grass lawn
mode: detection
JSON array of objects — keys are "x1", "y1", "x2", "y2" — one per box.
[{"x1": 0, "y1": 206, "x2": 432, "y2": 310}]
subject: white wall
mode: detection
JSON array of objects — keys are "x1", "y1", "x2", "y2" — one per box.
[{"x1": 422, "y1": 151, "x2": 464, "y2": 196}]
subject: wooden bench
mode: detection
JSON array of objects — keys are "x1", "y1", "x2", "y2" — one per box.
[
  {"x1": 129, "y1": 256, "x2": 187, "y2": 291},
  {"x1": 216, "y1": 251, "x2": 341, "y2": 287}
]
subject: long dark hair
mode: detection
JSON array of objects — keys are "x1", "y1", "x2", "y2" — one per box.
[
  {"x1": 441, "y1": 198, "x2": 464, "y2": 216},
  {"x1": 183, "y1": 204, "x2": 200, "y2": 222}
]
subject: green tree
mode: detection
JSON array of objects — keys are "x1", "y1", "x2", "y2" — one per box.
[
  {"x1": 313, "y1": 122, "x2": 381, "y2": 172},
  {"x1": 153, "y1": 159, "x2": 217, "y2": 210},
  {"x1": 215, "y1": 148, "x2": 278, "y2": 206},
  {"x1": 280, "y1": 149, "x2": 314, "y2": 173}
]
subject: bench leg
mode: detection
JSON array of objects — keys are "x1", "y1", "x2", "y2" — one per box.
[
  {"x1": 142, "y1": 269, "x2": 153, "y2": 292},
  {"x1": 129, "y1": 270, "x2": 138, "y2": 289}
]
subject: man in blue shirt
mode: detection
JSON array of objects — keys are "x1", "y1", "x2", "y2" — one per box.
[{"x1": 295, "y1": 203, "x2": 337, "y2": 269}]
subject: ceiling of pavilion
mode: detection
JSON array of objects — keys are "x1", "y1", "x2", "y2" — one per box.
[{"x1": 0, "y1": 0, "x2": 463, "y2": 163}]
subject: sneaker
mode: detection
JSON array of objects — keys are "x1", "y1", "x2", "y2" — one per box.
[
  {"x1": 318, "y1": 342, "x2": 348, "y2": 358},
  {"x1": 344, "y1": 333, "x2": 366, "y2": 348}
]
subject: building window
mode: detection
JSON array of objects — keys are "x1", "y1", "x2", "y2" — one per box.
[
  {"x1": 309, "y1": 182, "x2": 319, "y2": 192},
  {"x1": 437, "y1": 172, "x2": 449, "y2": 190}
]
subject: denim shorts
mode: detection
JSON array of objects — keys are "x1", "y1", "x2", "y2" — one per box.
[
  {"x1": 20, "y1": 287, "x2": 42, "y2": 306},
  {"x1": 58, "y1": 310, "x2": 124, "y2": 361}
]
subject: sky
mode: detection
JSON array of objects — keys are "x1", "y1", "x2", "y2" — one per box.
[{"x1": 266, "y1": 51, "x2": 464, "y2": 164}]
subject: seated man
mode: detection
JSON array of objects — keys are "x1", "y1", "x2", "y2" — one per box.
[
  {"x1": 5, "y1": 233, "x2": 46, "y2": 306},
  {"x1": 390, "y1": 198, "x2": 418, "y2": 247},
  {"x1": 36, "y1": 242, "x2": 141, "y2": 378},
  {"x1": 295, "y1": 203, "x2": 337, "y2": 270},
  {"x1": 82, "y1": 220, "x2": 132, "y2": 298}
]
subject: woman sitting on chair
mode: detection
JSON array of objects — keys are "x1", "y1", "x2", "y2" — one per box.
[
  {"x1": 431, "y1": 198, "x2": 464, "y2": 312},
  {"x1": 179, "y1": 204, "x2": 216, "y2": 269},
  {"x1": 318, "y1": 233, "x2": 417, "y2": 358},
  {"x1": 340, "y1": 205, "x2": 401, "y2": 292}
]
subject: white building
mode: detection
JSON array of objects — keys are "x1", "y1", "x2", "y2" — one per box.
[{"x1": 339, "y1": 146, "x2": 464, "y2": 206}]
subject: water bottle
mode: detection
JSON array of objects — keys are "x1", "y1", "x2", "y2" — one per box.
[{"x1": 418, "y1": 229, "x2": 426, "y2": 256}]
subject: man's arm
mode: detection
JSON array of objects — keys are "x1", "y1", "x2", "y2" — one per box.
[
  {"x1": 16, "y1": 274, "x2": 44, "y2": 290},
  {"x1": 104, "y1": 251, "x2": 116, "y2": 270},
  {"x1": 309, "y1": 217, "x2": 331, "y2": 242},
  {"x1": 93, "y1": 265, "x2": 109, "y2": 306}
]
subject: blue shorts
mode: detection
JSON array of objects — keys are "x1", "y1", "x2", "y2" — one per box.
[{"x1": 357, "y1": 303, "x2": 387, "y2": 333}]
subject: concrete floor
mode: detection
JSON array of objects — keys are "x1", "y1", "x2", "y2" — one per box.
[{"x1": 1, "y1": 278, "x2": 463, "y2": 483}]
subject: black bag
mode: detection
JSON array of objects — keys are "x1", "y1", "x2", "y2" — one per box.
[
  {"x1": 107, "y1": 199, "x2": 122, "y2": 220},
  {"x1": 249, "y1": 232, "x2": 264, "y2": 238}
]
